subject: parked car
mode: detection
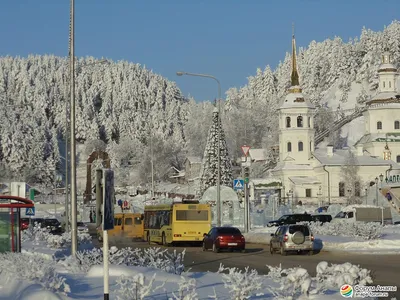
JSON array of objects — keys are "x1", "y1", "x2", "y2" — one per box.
[
  {"x1": 267, "y1": 213, "x2": 313, "y2": 227},
  {"x1": 270, "y1": 224, "x2": 314, "y2": 256},
  {"x1": 202, "y1": 227, "x2": 245, "y2": 253},
  {"x1": 311, "y1": 214, "x2": 332, "y2": 223},
  {"x1": 31, "y1": 218, "x2": 45, "y2": 227},
  {"x1": 42, "y1": 218, "x2": 63, "y2": 235},
  {"x1": 77, "y1": 222, "x2": 89, "y2": 233},
  {"x1": 20, "y1": 218, "x2": 30, "y2": 230}
]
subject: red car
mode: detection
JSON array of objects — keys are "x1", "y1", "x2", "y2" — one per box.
[
  {"x1": 20, "y1": 218, "x2": 30, "y2": 231},
  {"x1": 202, "y1": 226, "x2": 245, "y2": 253}
]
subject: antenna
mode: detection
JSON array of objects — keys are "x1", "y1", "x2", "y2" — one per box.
[{"x1": 292, "y1": 22, "x2": 295, "y2": 37}]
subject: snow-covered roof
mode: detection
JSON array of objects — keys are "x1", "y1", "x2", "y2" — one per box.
[
  {"x1": 249, "y1": 148, "x2": 267, "y2": 161},
  {"x1": 289, "y1": 176, "x2": 321, "y2": 185},
  {"x1": 368, "y1": 91, "x2": 400, "y2": 103},
  {"x1": 355, "y1": 132, "x2": 400, "y2": 145},
  {"x1": 313, "y1": 147, "x2": 399, "y2": 167},
  {"x1": 279, "y1": 89, "x2": 315, "y2": 109},
  {"x1": 273, "y1": 161, "x2": 313, "y2": 171},
  {"x1": 185, "y1": 156, "x2": 202, "y2": 164},
  {"x1": 378, "y1": 63, "x2": 397, "y2": 72}
]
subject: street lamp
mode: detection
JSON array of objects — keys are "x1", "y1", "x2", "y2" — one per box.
[
  {"x1": 365, "y1": 188, "x2": 368, "y2": 205},
  {"x1": 176, "y1": 71, "x2": 222, "y2": 227},
  {"x1": 375, "y1": 177, "x2": 379, "y2": 205},
  {"x1": 379, "y1": 173, "x2": 384, "y2": 190}
]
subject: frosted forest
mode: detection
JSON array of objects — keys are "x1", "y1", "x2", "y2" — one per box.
[{"x1": 0, "y1": 21, "x2": 400, "y2": 188}]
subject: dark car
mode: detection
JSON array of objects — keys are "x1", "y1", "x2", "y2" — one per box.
[
  {"x1": 202, "y1": 227, "x2": 245, "y2": 253},
  {"x1": 267, "y1": 213, "x2": 313, "y2": 227},
  {"x1": 311, "y1": 214, "x2": 332, "y2": 223},
  {"x1": 31, "y1": 218, "x2": 45, "y2": 227},
  {"x1": 20, "y1": 218, "x2": 30, "y2": 230},
  {"x1": 43, "y1": 218, "x2": 63, "y2": 235}
]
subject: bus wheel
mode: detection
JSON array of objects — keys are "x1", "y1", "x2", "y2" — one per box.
[{"x1": 162, "y1": 233, "x2": 168, "y2": 247}]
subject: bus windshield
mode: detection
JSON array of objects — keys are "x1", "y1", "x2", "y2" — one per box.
[{"x1": 175, "y1": 210, "x2": 208, "y2": 221}]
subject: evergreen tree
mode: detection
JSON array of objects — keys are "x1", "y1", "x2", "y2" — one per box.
[{"x1": 199, "y1": 108, "x2": 233, "y2": 194}]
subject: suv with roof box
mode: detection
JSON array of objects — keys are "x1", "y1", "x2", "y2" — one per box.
[{"x1": 270, "y1": 224, "x2": 314, "y2": 256}]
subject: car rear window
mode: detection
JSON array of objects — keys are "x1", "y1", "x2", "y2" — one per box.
[
  {"x1": 289, "y1": 225, "x2": 310, "y2": 235},
  {"x1": 77, "y1": 222, "x2": 84, "y2": 226},
  {"x1": 217, "y1": 227, "x2": 241, "y2": 235},
  {"x1": 44, "y1": 219, "x2": 60, "y2": 226}
]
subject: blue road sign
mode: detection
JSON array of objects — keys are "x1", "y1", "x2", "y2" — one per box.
[
  {"x1": 25, "y1": 207, "x2": 35, "y2": 216},
  {"x1": 233, "y1": 179, "x2": 244, "y2": 191}
]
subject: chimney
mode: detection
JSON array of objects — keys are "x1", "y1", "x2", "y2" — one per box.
[
  {"x1": 327, "y1": 145, "x2": 333, "y2": 157},
  {"x1": 356, "y1": 145, "x2": 364, "y2": 156}
]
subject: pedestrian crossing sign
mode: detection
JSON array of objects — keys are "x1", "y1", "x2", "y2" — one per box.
[
  {"x1": 233, "y1": 179, "x2": 244, "y2": 191},
  {"x1": 25, "y1": 207, "x2": 35, "y2": 216}
]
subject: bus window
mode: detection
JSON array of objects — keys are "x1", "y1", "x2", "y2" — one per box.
[
  {"x1": 175, "y1": 210, "x2": 208, "y2": 221},
  {"x1": 125, "y1": 218, "x2": 132, "y2": 225},
  {"x1": 114, "y1": 218, "x2": 122, "y2": 226},
  {"x1": 134, "y1": 217, "x2": 142, "y2": 225}
]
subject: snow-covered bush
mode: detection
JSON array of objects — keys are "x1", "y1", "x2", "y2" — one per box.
[
  {"x1": 306, "y1": 221, "x2": 383, "y2": 240},
  {"x1": 66, "y1": 246, "x2": 185, "y2": 275},
  {"x1": 23, "y1": 224, "x2": 92, "y2": 249},
  {"x1": 0, "y1": 252, "x2": 70, "y2": 294},
  {"x1": 170, "y1": 276, "x2": 198, "y2": 300},
  {"x1": 116, "y1": 273, "x2": 164, "y2": 300},
  {"x1": 218, "y1": 264, "x2": 263, "y2": 299},
  {"x1": 266, "y1": 261, "x2": 373, "y2": 298}
]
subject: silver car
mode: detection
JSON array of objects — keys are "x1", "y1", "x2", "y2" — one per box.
[{"x1": 270, "y1": 224, "x2": 314, "y2": 256}]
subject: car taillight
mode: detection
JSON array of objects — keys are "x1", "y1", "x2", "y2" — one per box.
[
  {"x1": 311, "y1": 235, "x2": 314, "y2": 241},
  {"x1": 218, "y1": 236, "x2": 224, "y2": 240},
  {"x1": 283, "y1": 234, "x2": 288, "y2": 242},
  {"x1": 240, "y1": 235, "x2": 245, "y2": 240}
]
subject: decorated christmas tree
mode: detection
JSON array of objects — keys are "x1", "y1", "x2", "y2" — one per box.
[{"x1": 199, "y1": 107, "x2": 233, "y2": 194}]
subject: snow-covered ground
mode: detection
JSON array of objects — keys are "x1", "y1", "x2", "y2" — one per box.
[
  {"x1": 245, "y1": 224, "x2": 400, "y2": 254},
  {"x1": 0, "y1": 226, "x2": 378, "y2": 300}
]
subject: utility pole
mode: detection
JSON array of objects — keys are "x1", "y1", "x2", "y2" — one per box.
[{"x1": 69, "y1": 0, "x2": 78, "y2": 256}]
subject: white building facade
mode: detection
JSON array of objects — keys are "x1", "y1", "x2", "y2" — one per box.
[{"x1": 270, "y1": 37, "x2": 400, "y2": 205}]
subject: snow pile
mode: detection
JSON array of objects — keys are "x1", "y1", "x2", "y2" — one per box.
[
  {"x1": 22, "y1": 223, "x2": 92, "y2": 249},
  {"x1": 266, "y1": 261, "x2": 373, "y2": 298},
  {"x1": 307, "y1": 221, "x2": 383, "y2": 240},
  {"x1": 0, "y1": 252, "x2": 71, "y2": 294},
  {"x1": 60, "y1": 246, "x2": 185, "y2": 275}
]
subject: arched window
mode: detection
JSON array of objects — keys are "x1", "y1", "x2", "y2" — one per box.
[
  {"x1": 298, "y1": 141, "x2": 303, "y2": 151},
  {"x1": 397, "y1": 155, "x2": 400, "y2": 163},
  {"x1": 354, "y1": 182, "x2": 361, "y2": 197},
  {"x1": 395, "y1": 121, "x2": 399, "y2": 130},
  {"x1": 308, "y1": 117, "x2": 311, "y2": 127},
  {"x1": 287, "y1": 142, "x2": 292, "y2": 152},
  {"x1": 339, "y1": 182, "x2": 345, "y2": 197},
  {"x1": 377, "y1": 121, "x2": 382, "y2": 130},
  {"x1": 297, "y1": 116, "x2": 303, "y2": 127},
  {"x1": 286, "y1": 117, "x2": 291, "y2": 128}
]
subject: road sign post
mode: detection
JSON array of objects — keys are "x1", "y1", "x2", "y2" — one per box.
[
  {"x1": 241, "y1": 145, "x2": 250, "y2": 157},
  {"x1": 102, "y1": 169, "x2": 114, "y2": 300},
  {"x1": 25, "y1": 207, "x2": 35, "y2": 216}
]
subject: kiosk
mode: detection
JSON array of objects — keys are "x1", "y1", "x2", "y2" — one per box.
[{"x1": 0, "y1": 195, "x2": 34, "y2": 252}]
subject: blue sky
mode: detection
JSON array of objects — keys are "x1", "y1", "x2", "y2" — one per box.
[{"x1": 0, "y1": 1, "x2": 399, "y2": 101}]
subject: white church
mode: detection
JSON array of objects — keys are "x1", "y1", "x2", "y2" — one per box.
[{"x1": 267, "y1": 34, "x2": 400, "y2": 205}]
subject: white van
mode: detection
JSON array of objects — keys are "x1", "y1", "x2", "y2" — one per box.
[{"x1": 333, "y1": 205, "x2": 392, "y2": 225}]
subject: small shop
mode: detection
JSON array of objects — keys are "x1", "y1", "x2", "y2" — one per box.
[{"x1": 0, "y1": 195, "x2": 34, "y2": 253}]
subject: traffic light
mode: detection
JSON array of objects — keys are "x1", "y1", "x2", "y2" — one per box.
[{"x1": 244, "y1": 167, "x2": 250, "y2": 183}]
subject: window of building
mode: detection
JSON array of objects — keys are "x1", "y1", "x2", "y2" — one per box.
[
  {"x1": 310, "y1": 141, "x2": 312, "y2": 152},
  {"x1": 397, "y1": 155, "x2": 400, "y2": 163},
  {"x1": 389, "y1": 81, "x2": 392, "y2": 88},
  {"x1": 298, "y1": 141, "x2": 303, "y2": 151},
  {"x1": 383, "y1": 81, "x2": 386, "y2": 88},
  {"x1": 305, "y1": 189, "x2": 311, "y2": 198},
  {"x1": 297, "y1": 116, "x2": 303, "y2": 127},
  {"x1": 286, "y1": 117, "x2": 291, "y2": 128},
  {"x1": 395, "y1": 121, "x2": 399, "y2": 130},
  {"x1": 377, "y1": 121, "x2": 382, "y2": 130},
  {"x1": 354, "y1": 182, "x2": 361, "y2": 197},
  {"x1": 339, "y1": 182, "x2": 345, "y2": 197},
  {"x1": 308, "y1": 117, "x2": 311, "y2": 127},
  {"x1": 287, "y1": 142, "x2": 292, "y2": 152}
]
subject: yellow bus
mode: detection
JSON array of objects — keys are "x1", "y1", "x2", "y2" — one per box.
[
  {"x1": 144, "y1": 200, "x2": 211, "y2": 246},
  {"x1": 97, "y1": 213, "x2": 144, "y2": 241}
]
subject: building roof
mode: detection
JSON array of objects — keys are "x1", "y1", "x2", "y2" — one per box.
[
  {"x1": 355, "y1": 132, "x2": 400, "y2": 145},
  {"x1": 273, "y1": 161, "x2": 313, "y2": 172},
  {"x1": 313, "y1": 147, "x2": 398, "y2": 167},
  {"x1": 249, "y1": 148, "x2": 267, "y2": 161},
  {"x1": 185, "y1": 156, "x2": 202, "y2": 164},
  {"x1": 289, "y1": 176, "x2": 321, "y2": 185}
]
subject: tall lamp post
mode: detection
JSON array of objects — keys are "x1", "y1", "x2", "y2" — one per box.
[
  {"x1": 379, "y1": 173, "x2": 384, "y2": 225},
  {"x1": 375, "y1": 177, "x2": 379, "y2": 206},
  {"x1": 176, "y1": 71, "x2": 222, "y2": 227}
]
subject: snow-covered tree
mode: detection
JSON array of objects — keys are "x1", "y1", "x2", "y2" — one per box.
[
  {"x1": 340, "y1": 149, "x2": 362, "y2": 204},
  {"x1": 199, "y1": 108, "x2": 233, "y2": 193}
]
